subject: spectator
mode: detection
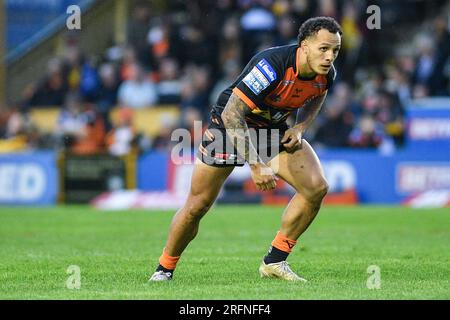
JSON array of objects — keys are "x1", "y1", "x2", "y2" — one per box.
[
  {"x1": 147, "y1": 19, "x2": 172, "y2": 64},
  {"x1": 0, "y1": 109, "x2": 29, "y2": 153},
  {"x1": 117, "y1": 63, "x2": 158, "y2": 109},
  {"x1": 411, "y1": 34, "x2": 436, "y2": 96},
  {"x1": 180, "y1": 65, "x2": 212, "y2": 120},
  {"x1": 56, "y1": 94, "x2": 105, "y2": 154},
  {"x1": 375, "y1": 90, "x2": 406, "y2": 148},
  {"x1": 272, "y1": 0, "x2": 292, "y2": 17},
  {"x1": 356, "y1": 71, "x2": 385, "y2": 117},
  {"x1": 240, "y1": 1, "x2": 277, "y2": 62},
  {"x1": 177, "y1": 23, "x2": 216, "y2": 67},
  {"x1": 428, "y1": 15, "x2": 450, "y2": 95},
  {"x1": 151, "y1": 117, "x2": 177, "y2": 152},
  {"x1": 218, "y1": 16, "x2": 242, "y2": 67},
  {"x1": 290, "y1": 0, "x2": 314, "y2": 25},
  {"x1": 63, "y1": 46, "x2": 83, "y2": 92},
  {"x1": 209, "y1": 60, "x2": 241, "y2": 105},
  {"x1": 71, "y1": 102, "x2": 105, "y2": 155},
  {"x1": 178, "y1": 106, "x2": 204, "y2": 150},
  {"x1": 339, "y1": 1, "x2": 364, "y2": 84},
  {"x1": 56, "y1": 94, "x2": 88, "y2": 148},
  {"x1": 5, "y1": 107, "x2": 27, "y2": 139},
  {"x1": 106, "y1": 108, "x2": 137, "y2": 156},
  {"x1": 348, "y1": 115, "x2": 384, "y2": 149},
  {"x1": 386, "y1": 66, "x2": 412, "y2": 109},
  {"x1": 120, "y1": 46, "x2": 139, "y2": 81},
  {"x1": 316, "y1": 0, "x2": 339, "y2": 19},
  {"x1": 314, "y1": 83, "x2": 355, "y2": 148},
  {"x1": 274, "y1": 14, "x2": 299, "y2": 46},
  {"x1": 127, "y1": 3, "x2": 152, "y2": 67},
  {"x1": 26, "y1": 58, "x2": 68, "y2": 107},
  {"x1": 96, "y1": 63, "x2": 120, "y2": 132},
  {"x1": 0, "y1": 107, "x2": 9, "y2": 139},
  {"x1": 156, "y1": 57, "x2": 182, "y2": 104},
  {"x1": 79, "y1": 57, "x2": 100, "y2": 102}
]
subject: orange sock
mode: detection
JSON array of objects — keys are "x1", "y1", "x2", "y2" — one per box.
[
  {"x1": 159, "y1": 248, "x2": 180, "y2": 270},
  {"x1": 271, "y1": 231, "x2": 297, "y2": 253}
]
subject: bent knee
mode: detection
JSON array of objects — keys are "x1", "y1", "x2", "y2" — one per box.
[
  {"x1": 184, "y1": 196, "x2": 214, "y2": 219},
  {"x1": 301, "y1": 179, "x2": 329, "y2": 203},
  {"x1": 311, "y1": 180, "x2": 329, "y2": 201}
]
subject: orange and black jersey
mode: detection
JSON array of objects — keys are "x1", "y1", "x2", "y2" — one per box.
[{"x1": 213, "y1": 44, "x2": 336, "y2": 128}]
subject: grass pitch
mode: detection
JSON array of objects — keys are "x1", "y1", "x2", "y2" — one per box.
[{"x1": 0, "y1": 205, "x2": 448, "y2": 299}]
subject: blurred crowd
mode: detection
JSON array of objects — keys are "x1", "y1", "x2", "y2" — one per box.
[{"x1": 1, "y1": 0, "x2": 449, "y2": 155}]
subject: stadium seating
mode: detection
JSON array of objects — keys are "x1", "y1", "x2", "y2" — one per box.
[
  {"x1": 29, "y1": 107, "x2": 60, "y2": 134},
  {"x1": 28, "y1": 105, "x2": 181, "y2": 139},
  {"x1": 110, "y1": 105, "x2": 180, "y2": 138}
]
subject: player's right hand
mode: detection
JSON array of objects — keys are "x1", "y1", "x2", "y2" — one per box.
[{"x1": 250, "y1": 162, "x2": 278, "y2": 191}]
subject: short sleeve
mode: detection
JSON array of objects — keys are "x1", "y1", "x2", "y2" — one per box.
[{"x1": 233, "y1": 54, "x2": 282, "y2": 109}]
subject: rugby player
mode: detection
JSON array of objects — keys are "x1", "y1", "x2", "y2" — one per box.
[{"x1": 150, "y1": 17, "x2": 342, "y2": 282}]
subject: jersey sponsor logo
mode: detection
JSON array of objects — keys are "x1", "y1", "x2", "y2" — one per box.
[
  {"x1": 243, "y1": 66, "x2": 271, "y2": 95},
  {"x1": 252, "y1": 67, "x2": 270, "y2": 87},
  {"x1": 256, "y1": 59, "x2": 277, "y2": 82}
]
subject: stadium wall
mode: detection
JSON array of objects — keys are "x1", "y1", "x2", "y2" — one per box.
[
  {"x1": 0, "y1": 148, "x2": 449, "y2": 206},
  {"x1": 135, "y1": 149, "x2": 450, "y2": 205},
  {"x1": 1, "y1": 104, "x2": 449, "y2": 206},
  {"x1": 0, "y1": 151, "x2": 58, "y2": 205}
]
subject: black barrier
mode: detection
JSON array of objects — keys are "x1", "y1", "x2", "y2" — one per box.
[{"x1": 58, "y1": 152, "x2": 136, "y2": 203}]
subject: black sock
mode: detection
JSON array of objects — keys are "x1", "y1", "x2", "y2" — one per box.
[
  {"x1": 263, "y1": 246, "x2": 289, "y2": 264},
  {"x1": 156, "y1": 264, "x2": 174, "y2": 275}
]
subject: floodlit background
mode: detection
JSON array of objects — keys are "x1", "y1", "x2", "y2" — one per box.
[{"x1": 1, "y1": 0, "x2": 449, "y2": 207}]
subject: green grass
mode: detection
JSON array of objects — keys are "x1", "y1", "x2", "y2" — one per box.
[{"x1": 0, "y1": 205, "x2": 449, "y2": 299}]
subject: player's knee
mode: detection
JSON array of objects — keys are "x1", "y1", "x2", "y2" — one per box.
[
  {"x1": 309, "y1": 179, "x2": 329, "y2": 203},
  {"x1": 185, "y1": 196, "x2": 213, "y2": 219}
]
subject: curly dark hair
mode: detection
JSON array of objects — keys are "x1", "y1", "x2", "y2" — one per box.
[{"x1": 297, "y1": 17, "x2": 342, "y2": 44}]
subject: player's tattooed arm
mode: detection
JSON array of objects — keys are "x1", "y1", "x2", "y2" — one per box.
[
  {"x1": 295, "y1": 92, "x2": 327, "y2": 132},
  {"x1": 222, "y1": 93, "x2": 278, "y2": 191},
  {"x1": 221, "y1": 93, "x2": 262, "y2": 165}
]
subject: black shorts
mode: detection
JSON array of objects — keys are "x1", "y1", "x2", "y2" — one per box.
[{"x1": 197, "y1": 113, "x2": 288, "y2": 167}]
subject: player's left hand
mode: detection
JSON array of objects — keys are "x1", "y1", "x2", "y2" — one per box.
[{"x1": 281, "y1": 128, "x2": 303, "y2": 153}]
